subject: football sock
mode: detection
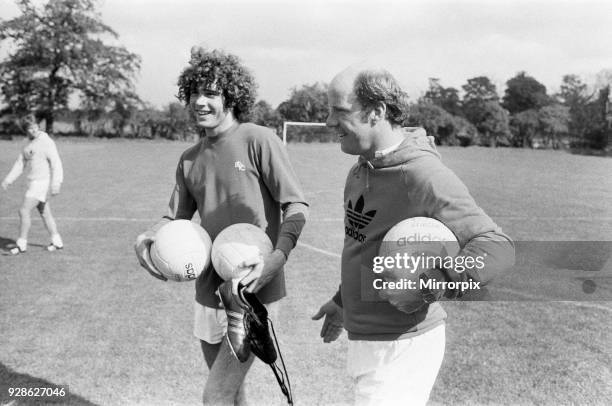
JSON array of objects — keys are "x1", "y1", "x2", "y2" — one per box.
[
  {"x1": 16, "y1": 238, "x2": 27, "y2": 251},
  {"x1": 51, "y1": 234, "x2": 63, "y2": 248}
]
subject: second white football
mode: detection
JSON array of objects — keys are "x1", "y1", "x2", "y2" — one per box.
[{"x1": 211, "y1": 223, "x2": 273, "y2": 281}]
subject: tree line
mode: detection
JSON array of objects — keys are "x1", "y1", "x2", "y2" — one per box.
[
  {"x1": 1, "y1": 0, "x2": 610, "y2": 149},
  {"x1": 268, "y1": 73, "x2": 611, "y2": 149}
]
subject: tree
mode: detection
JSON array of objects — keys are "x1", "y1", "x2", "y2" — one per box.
[
  {"x1": 251, "y1": 100, "x2": 282, "y2": 131},
  {"x1": 422, "y1": 78, "x2": 462, "y2": 116},
  {"x1": 164, "y1": 102, "x2": 194, "y2": 140},
  {"x1": 538, "y1": 104, "x2": 569, "y2": 149},
  {"x1": 451, "y1": 115, "x2": 478, "y2": 146},
  {"x1": 593, "y1": 69, "x2": 612, "y2": 93},
  {"x1": 130, "y1": 107, "x2": 164, "y2": 139},
  {"x1": 277, "y1": 82, "x2": 328, "y2": 123},
  {"x1": 509, "y1": 109, "x2": 539, "y2": 148},
  {"x1": 276, "y1": 82, "x2": 332, "y2": 142},
  {"x1": 556, "y1": 74, "x2": 611, "y2": 149},
  {"x1": 462, "y1": 76, "x2": 499, "y2": 104},
  {"x1": 502, "y1": 71, "x2": 550, "y2": 114},
  {"x1": 459, "y1": 76, "x2": 511, "y2": 146},
  {"x1": 474, "y1": 101, "x2": 511, "y2": 147},
  {"x1": 406, "y1": 102, "x2": 454, "y2": 144},
  {"x1": 582, "y1": 86, "x2": 610, "y2": 149},
  {"x1": 556, "y1": 74, "x2": 590, "y2": 139},
  {"x1": 406, "y1": 101, "x2": 476, "y2": 146},
  {"x1": 557, "y1": 74, "x2": 588, "y2": 107},
  {"x1": 462, "y1": 76, "x2": 499, "y2": 127},
  {"x1": 124, "y1": 103, "x2": 196, "y2": 141},
  {"x1": 0, "y1": 0, "x2": 141, "y2": 132}
]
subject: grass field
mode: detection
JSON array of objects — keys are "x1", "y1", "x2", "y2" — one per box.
[{"x1": 1, "y1": 138, "x2": 611, "y2": 406}]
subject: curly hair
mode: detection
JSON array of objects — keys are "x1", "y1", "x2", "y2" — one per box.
[
  {"x1": 177, "y1": 47, "x2": 257, "y2": 122},
  {"x1": 353, "y1": 69, "x2": 409, "y2": 126}
]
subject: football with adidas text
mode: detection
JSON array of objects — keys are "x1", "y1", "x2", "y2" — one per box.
[{"x1": 150, "y1": 220, "x2": 212, "y2": 282}]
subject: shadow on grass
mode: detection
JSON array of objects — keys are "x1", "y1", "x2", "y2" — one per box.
[
  {"x1": 0, "y1": 236, "x2": 15, "y2": 250},
  {"x1": 568, "y1": 148, "x2": 612, "y2": 157},
  {"x1": 0, "y1": 363, "x2": 99, "y2": 405},
  {"x1": 0, "y1": 236, "x2": 16, "y2": 256},
  {"x1": 0, "y1": 236, "x2": 46, "y2": 255}
]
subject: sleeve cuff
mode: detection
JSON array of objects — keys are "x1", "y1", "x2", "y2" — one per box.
[
  {"x1": 275, "y1": 235, "x2": 294, "y2": 259},
  {"x1": 332, "y1": 288, "x2": 343, "y2": 308}
]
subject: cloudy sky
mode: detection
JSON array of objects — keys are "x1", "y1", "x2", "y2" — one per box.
[{"x1": 1, "y1": 0, "x2": 611, "y2": 108}]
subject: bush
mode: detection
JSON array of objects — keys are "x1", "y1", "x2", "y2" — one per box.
[{"x1": 284, "y1": 126, "x2": 337, "y2": 143}]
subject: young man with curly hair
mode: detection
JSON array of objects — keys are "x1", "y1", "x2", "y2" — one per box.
[{"x1": 134, "y1": 47, "x2": 308, "y2": 405}]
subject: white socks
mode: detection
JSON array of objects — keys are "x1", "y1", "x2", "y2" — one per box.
[
  {"x1": 51, "y1": 234, "x2": 63, "y2": 248},
  {"x1": 16, "y1": 238, "x2": 27, "y2": 251}
]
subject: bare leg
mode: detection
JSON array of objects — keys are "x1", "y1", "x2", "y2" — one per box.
[
  {"x1": 201, "y1": 340, "x2": 221, "y2": 369},
  {"x1": 202, "y1": 338, "x2": 253, "y2": 406},
  {"x1": 37, "y1": 201, "x2": 60, "y2": 237},
  {"x1": 18, "y1": 197, "x2": 40, "y2": 242}
]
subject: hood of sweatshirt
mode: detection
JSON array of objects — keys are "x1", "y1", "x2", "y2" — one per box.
[
  {"x1": 357, "y1": 127, "x2": 440, "y2": 170},
  {"x1": 353, "y1": 127, "x2": 440, "y2": 191}
]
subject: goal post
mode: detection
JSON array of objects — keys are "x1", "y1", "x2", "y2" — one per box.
[{"x1": 282, "y1": 121, "x2": 327, "y2": 145}]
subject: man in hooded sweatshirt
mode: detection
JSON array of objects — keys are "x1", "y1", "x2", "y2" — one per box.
[{"x1": 312, "y1": 65, "x2": 515, "y2": 405}]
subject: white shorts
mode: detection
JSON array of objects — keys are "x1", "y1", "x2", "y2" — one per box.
[
  {"x1": 347, "y1": 324, "x2": 446, "y2": 406},
  {"x1": 193, "y1": 300, "x2": 280, "y2": 344},
  {"x1": 25, "y1": 179, "x2": 50, "y2": 203}
]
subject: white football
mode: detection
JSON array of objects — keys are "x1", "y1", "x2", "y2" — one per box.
[
  {"x1": 150, "y1": 220, "x2": 212, "y2": 282},
  {"x1": 377, "y1": 217, "x2": 461, "y2": 308},
  {"x1": 379, "y1": 217, "x2": 460, "y2": 275},
  {"x1": 211, "y1": 223, "x2": 273, "y2": 281},
  {"x1": 379, "y1": 217, "x2": 460, "y2": 256}
]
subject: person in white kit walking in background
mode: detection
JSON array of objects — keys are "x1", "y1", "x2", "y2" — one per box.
[{"x1": 1, "y1": 116, "x2": 64, "y2": 255}]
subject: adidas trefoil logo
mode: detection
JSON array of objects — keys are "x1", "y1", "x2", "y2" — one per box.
[
  {"x1": 345, "y1": 195, "x2": 376, "y2": 243},
  {"x1": 347, "y1": 196, "x2": 376, "y2": 229}
]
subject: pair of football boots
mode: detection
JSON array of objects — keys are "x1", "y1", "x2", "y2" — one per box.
[
  {"x1": 217, "y1": 279, "x2": 294, "y2": 405},
  {"x1": 217, "y1": 279, "x2": 277, "y2": 364}
]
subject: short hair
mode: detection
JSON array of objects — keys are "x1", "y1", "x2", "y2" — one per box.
[
  {"x1": 177, "y1": 47, "x2": 257, "y2": 122},
  {"x1": 21, "y1": 115, "x2": 38, "y2": 129},
  {"x1": 353, "y1": 69, "x2": 409, "y2": 126}
]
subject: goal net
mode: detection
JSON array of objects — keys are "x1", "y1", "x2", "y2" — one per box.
[{"x1": 281, "y1": 121, "x2": 337, "y2": 144}]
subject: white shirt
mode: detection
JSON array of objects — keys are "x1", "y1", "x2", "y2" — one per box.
[
  {"x1": 3, "y1": 131, "x2": 64, "y2": 187},
  {"x1": 374, "y1": 141, "x2": 403, "y2": 158}
]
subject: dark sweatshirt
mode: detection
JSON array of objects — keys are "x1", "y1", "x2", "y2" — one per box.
[
  {"x1": 166, "y1": 123, "x2": 308, "y2": 307},
  {"x1": 334, "y1": 127, "x2": 514, "y2": 341}
]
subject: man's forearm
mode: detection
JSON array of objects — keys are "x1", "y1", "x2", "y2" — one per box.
[
  {"x1": 4, "y1": 156, "x2": 24, "y2": 185},
  {"x1": 431, "y1": 232, "x2": 515, "y2": 299},
  {"x1": 332, "y1": 285, "x2": 342, "y2": 307},
  {"x1": 275, "y1": 202, "x2": 309, "y2": 258}
]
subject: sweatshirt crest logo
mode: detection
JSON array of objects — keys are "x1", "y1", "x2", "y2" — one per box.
[
  {"x1": 345, "y1": 195, "x2": 376, "y2": 243},
  {"x1": 234, "y1": 161, "x2": 246, "y2": 171}
]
